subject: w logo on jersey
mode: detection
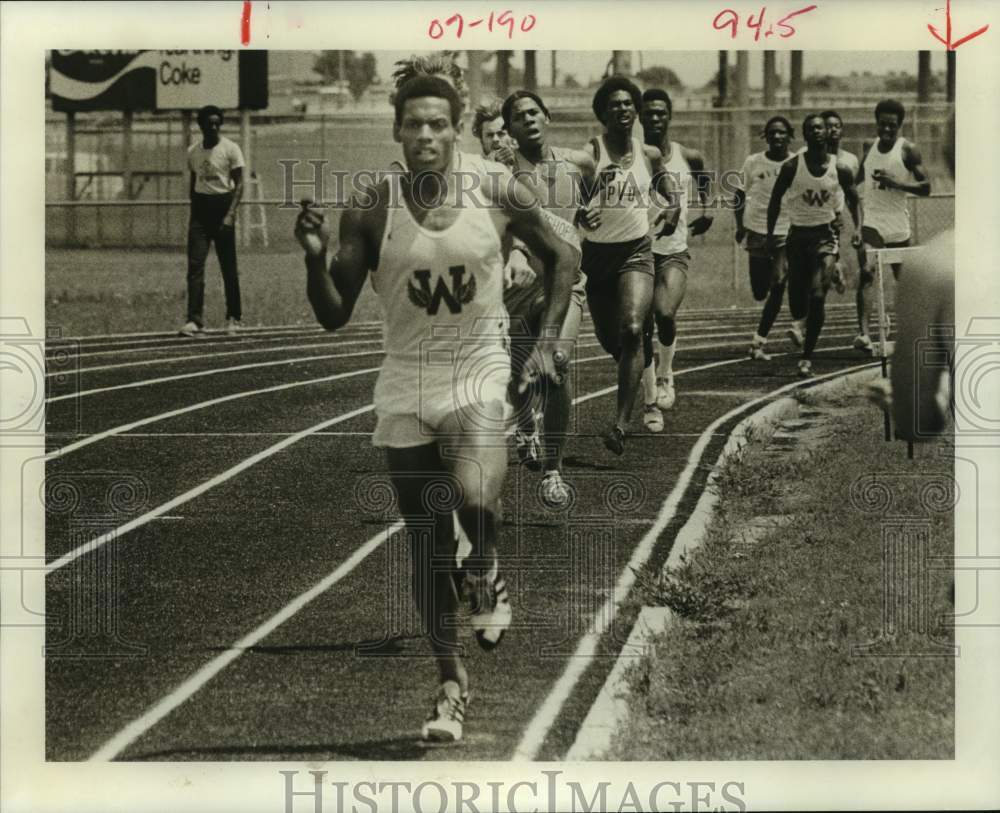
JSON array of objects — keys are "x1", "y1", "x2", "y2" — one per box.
[
  {"x1": 801, "y1": 188, "x2": 832, "y2": 207},
  {"x1": 407, "y1": 265, "x2": 476, "y2": 315}
]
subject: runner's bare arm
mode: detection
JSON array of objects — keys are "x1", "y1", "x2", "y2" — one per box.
[
  {"x1": 837, "y1": 163, "x2": 863, "y2": 237},
  {"x1": 732, "y1": 157, "x2": 750, "y2": 241},
  {"x1": 572, "y1": 142, "x2": 602, "y2": 229},
  {"x1": 683, "y1": 146, "x2": 714, "y2": 234},
  {"x1": 899, "y1": 141, "x2": 932, "y2": 196},
  {"x1": 495, "y1": 175, "x2": 576, "y2": 335},
  {"x1": 296, "y1": 200, "x2": 373, "y2": 331},
  {"x1": 766, "y1": 159, "x2": 797, "y2": 238},
  {"x1": 646, "y1": 144, "x2": 680, "y2": 235},
  {"x1": 490, "y1": 173, "x2": 578, "y2": 387},
  {"x1": 223, "y1": 167, "x2": 244, "y2": 227},
  {"x1": 856, "y1": 140, "x2": 871, "y2": 185}
]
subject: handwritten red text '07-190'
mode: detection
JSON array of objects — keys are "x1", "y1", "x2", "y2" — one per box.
[
  {"x1": 713, "y1": 5, "x2": 818, "y2": 41},
  {"x1": 428, "y1": 11, "x2": 537, "y2": 40}
]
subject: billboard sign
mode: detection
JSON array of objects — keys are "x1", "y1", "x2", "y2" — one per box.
[{"x1": 50, "y1": 50, "x2": 267, "y2": 112}]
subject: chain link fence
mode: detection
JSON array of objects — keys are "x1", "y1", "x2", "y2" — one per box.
[{"x1": 46, "y1": 103, "x2": 954, "y2": 283}]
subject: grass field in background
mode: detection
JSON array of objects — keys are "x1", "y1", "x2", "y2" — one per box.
[
  {"x1": 612, "y1": 382, "x2": 955, "y2": 760},
  {"x1": 49, "y1": 239, "x2": 863, "y2": 336}
]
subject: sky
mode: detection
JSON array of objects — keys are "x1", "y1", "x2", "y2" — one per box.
[{"x1": 372, "y1": 50, "x2": 948, "y2": 89}]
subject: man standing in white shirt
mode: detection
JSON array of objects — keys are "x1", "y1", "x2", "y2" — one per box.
[{"x1": 181, "y1": 104, "x2": 245, "y2": 336}]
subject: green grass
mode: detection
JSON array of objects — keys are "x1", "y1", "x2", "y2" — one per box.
[
  {"x1": 615, "y1": 386, "x2": 955, "y2": 760},
  {"x1": 45, "y1": 241, "x2": 760, "y2": 336},
  {"x1": 45, "y1": 248, "x2": 385, "y2": 335}
]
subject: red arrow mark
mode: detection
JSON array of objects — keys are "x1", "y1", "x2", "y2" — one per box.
[{"x1": 928, "y1": 0, "x2": 989, "y2": 50}]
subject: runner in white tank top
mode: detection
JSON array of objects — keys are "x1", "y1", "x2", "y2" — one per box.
[
  {"x1": 854, "y1": 98, "x2": 932, "y2": 352},
  {"x1": 639, "y1": 88, "x2": 714, "y2": 425},
  {"x1": 294, "y1": 76, "x2": 579, "y2": 745},
  {"x1": 734, "y1": 115, "x2": 803, "y2": 360},
  {"x1": 578, "y1": 76, "x2": 680, "y2": 456},
  {"x1": 767, "y1": 113, "x2": 861, "y2": 378}
]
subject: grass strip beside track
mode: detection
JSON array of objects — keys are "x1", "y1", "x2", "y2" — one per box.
[{"x1": 611, "y1": 385, "x2": 955, "y2": 760}]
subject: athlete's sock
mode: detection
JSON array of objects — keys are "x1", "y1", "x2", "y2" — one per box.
[
  {"x1": 752, "y1": 332, "x2": 767, "y2": 347},
  {"x1": 657, "y1": 339, "x2": 677, "y2": 382},
  {"x1": 641, "y1": 362, "x2": 658, "y2": 404}
]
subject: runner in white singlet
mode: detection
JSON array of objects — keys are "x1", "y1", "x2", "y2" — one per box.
[
  {"x1": 294, "y1": 75, "x2": 578, "y2": 745},
  {"x1": 734, "y1": 115, "x2": 805, "y2": 359},
  {"x1": 767, "y1": 114, "x2": 862, "y2": 377},
  {"x1": 638, "y1": 87, "x2": 714, "y2": 427},
  {"x1": 579, "y1": 76, "x2": 680, "y2": 456},
  {"x1": 854, "y1": 98, "x2": 932, "y2": 354}
]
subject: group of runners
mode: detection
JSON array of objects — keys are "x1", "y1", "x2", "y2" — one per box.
[{"x1": 292, "y1": 55, "x2": 931, "y2": 743}]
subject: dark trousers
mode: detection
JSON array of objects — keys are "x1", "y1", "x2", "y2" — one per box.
[{"x1": 187, "y1": 193, "x2": 241, "y2": 325}]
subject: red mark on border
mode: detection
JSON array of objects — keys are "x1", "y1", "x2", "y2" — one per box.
[
  {"x1": 241, "y1": 1, "x2": 253, "y2": 46},
  {"x1": 928, "y1": 0, "x2": 989, "y2": 49},
  {"x1": 712, "y1": 5, "x2": 816, "y2": 41}
]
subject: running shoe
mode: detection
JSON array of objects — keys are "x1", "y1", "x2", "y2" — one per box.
[
  {"x1": 642, "y1": 403, "x2": 664, "y2": 433},
  {"x1": 797, "y1": 359, "x2": 814, "y2": 378},
  {"x1": 179, "y1": 320, "x2": 203, "y2": 337},
  {"x1": 463, "y1": 560, "x2": 511, "y2": 650},
  {"x1": 602, "y1": 424, "x2": 626, "y2": 456},
  {"x1": 421, "y1": 681, "x2": 468, "y2": 743},
  {"x1": 541, "y1": 469, "x2": 571, "y2": 509},
  {"x1": 853, "y1": 334, "x2": 875, "y2": 355},
  {"x1": 225, "y1": 317, "x2": 241, "y2": 335},
  {"x1": 655, "y1": 377, "x2": 676, "y2": 410},
  {"x1": 786, "y1": 324, "x2": 804, "y2": 348},
  {"x1": 747, "y1": 344, "x2": 771, "y2": 361}
]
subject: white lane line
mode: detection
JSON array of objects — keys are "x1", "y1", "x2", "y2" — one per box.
[
  {"x1": 52, "y1": 331, "x2": 379, "y2": 360},
  {"x1": 45, "y1": 337, "x2": 384, "y2": 378},
  {"x1": 511, "y1": 359, "x2": 878, "y2": 761},
  {"x1": 46, "y1": 404, "x2": 375, "y2": 575},
  {"x1": 51, "y1": 302, "x2": 856, "y2": 346},
  {"x1": 87, "y1": 520, "x2": 404, "y2": 762},
  {"x1": 51, "y1": 319, "x2": 861, "y2": 396},
  {"x1": 46, "y1": 349, "x2": 384, "y2": 403},
  {"x1": 46, "y1": 319, "x2": 388, "y2": 343},
  {"x1": 45, "y1": 367, "x2": 380, "y2": 461},
  {"x1": 109, "y1": 431, "x2": 378, "y2": 438},
  {"x1": 83, "y1": 347, "x2": 815, "y2": 761}
]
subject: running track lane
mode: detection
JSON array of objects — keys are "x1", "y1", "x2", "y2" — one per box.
[{"x1": 43, "y1": 310, "x2": 876, "y2": 759}]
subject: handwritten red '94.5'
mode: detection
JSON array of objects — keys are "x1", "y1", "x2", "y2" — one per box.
[
  {"x1": 429, "y1": 11, "x2": 536, "y2": 40},
  {"x1": 713, "y1": 5, "x2": 817, "y2": 41}
]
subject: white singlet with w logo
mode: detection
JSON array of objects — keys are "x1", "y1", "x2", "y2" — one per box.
[
  {"x1": 371, "y1": 153, "x2": 510, "y2": 421},
  {"x1": 784, "y1": 152, "x2": 839, "y2": 227}
]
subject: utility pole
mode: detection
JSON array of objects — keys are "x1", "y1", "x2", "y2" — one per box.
[
  {"x1": 790, "y1": 51, "x2": 803, "y2": 107},
  {"x1": 524, "y1": 50, "x2": 537, "y2": 91},
  {"x1": 763, "y1": 51, "x2": 777, "y2": 106},
  {"x1": 496, "y1": 50, "x2": 512, "y2": 97}
]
